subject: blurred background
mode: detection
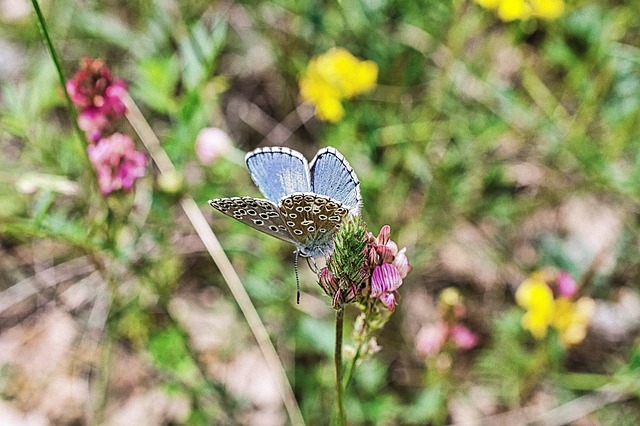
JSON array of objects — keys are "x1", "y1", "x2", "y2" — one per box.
[{"x1": 1, "y1": 0, "x2": 639, "y2": 424}]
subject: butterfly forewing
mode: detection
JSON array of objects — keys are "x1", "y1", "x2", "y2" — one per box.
[
  {"x1": 309, "y1": 147, "x2": 362, "y2": 214},
  {"x1": 245, "y1": 147, "x2": 311, "y2": 204},
  {"x1": 278, "y1": 192, "x2": 349, "y2": 257},
  {"x1": 209, "y1": 197, "x2": 298, "y2": 244}
]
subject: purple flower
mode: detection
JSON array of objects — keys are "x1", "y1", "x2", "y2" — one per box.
[
  {"x1": 88, "y1": 133, "x2": 147, "y2": 195},
  {"x1": 379, "y1": 291, "x2": 397, "y2": 311},
  {"x1": 371, "y1": 263, "x2": 402, "y2": 297},
  {"x1": 319, "y1": 222, "x2": 410, "y2": 311}
]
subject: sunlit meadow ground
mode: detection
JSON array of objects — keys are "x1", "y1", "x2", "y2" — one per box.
[{"x1": 1, "y1": 0, "x2": 639, "y2": 425}]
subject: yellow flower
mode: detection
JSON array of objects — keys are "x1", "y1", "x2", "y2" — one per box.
[
  {"x1": 515, "y1": 274, "x2": 555, "y2": 339},
  {"x1": 516, "y1": 271, "x2": 595, "y2": 346},
  {"x1": 439, "y1": 287, "x2": 462, "y2": 307},
  {"x1": 530, "y1": 0, "x2": 564, "y2": 19},
  {"x1": 473, "y1": 0, "x2": 564, "y2": 21},
  {"x1": 498, "y1": 0, "x2": 532, "y2": 21},
  {"x1": 299, "y1": 48, "x2": 378, "y2": 122},
  {"x1": 553, "y1": 297, "x2": 595, "y2": 346}
]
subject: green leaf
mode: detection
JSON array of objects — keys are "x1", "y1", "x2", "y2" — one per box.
[{"x1": 133, "y1": 55, "x2": 180, "y2": 114}]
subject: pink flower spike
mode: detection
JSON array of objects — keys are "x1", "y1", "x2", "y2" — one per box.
[
  {"x1": 416, "y1": 322, "x2": 448, "y2": 356},
  {"x1": 371, "y1": 263, "x2": 402, "y2": 297},
  {"x1": 451, "y1": 324, "x2": 479, "y2": 350},
  {"x1": 392, "y1": 247, "x2": 411, "y2": 279},
  {"x1": 557, "y1": 271, "x2": 578, "y2": 298}
]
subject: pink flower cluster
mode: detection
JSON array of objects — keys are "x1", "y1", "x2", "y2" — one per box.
[
  {"x1": 416, "y1": 288, "x2": 479, "y2": 357},
  {"x1": 66, "y1": 57, "x2": 127, "y2": 142},
  {"x1": 366, "y1": 225, "x2": 410, "y2": 310},
  {"x1": 67, "y1": 57, "x2": 147, "y2": 195},
  {"x1": 88, "y1": 133, "x2": 148, "y2": 194},
  {"x1": 318, "y1": 224, "x2": 410, "y2": 311}
]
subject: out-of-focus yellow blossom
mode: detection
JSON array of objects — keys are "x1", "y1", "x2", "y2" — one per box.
[
  {"x1": 299, "y1": 47, "x2": 378, "y2": 122},
  {"x1": 515, "y1": 274, "x2": 555, "y2": 339},
  {"x1": 473, "y1": 0, "x2": 564, "y2": 21},
  {"x1": 553, "y1": 297, "x2": 596, "y2": 346},
  {"x1": 439, "y1": 287, "x2": 462, "y2": 307},
  {"x1": 516, "y1": 271, "x2": 595, "y2": 346}
]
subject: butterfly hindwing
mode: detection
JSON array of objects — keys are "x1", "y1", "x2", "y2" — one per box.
[
  {"x1": 209, "y1": 197, "x2": 298, "y2": 244},
  {"x1": 245, "y1": 147, "x2": 311, "y2": 204},
  {"x1": 278, "y1": 192, "x2": 349, "y2": 257},
  {"x1": 309, "y1": 147, "x2": 362, "y2": 214}
]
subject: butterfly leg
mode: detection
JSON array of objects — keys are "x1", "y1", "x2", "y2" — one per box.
[{"x1": 305, "y1": 255, "x2": 321, "y2": 274}]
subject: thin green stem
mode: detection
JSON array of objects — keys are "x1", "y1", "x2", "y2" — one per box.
[
  {"x1": 30, "y1": 0, "x2": 88, "y2": 152},
  {"x1": 335, "y1": 307, "x2": 345, "y2": 426},
  {"x1": 342, "y1": 333, "x2": 364, "y2": 390}
]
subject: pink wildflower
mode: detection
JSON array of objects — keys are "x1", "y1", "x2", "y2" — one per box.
[
  {"x1": 416, "y1": 322, "x2": 448, "y2": 356},
  {"x1": 66, "y1": 57, "x2": 126, "y2": 113},
  {"x1": 195, "y1": 127, "x2": 233, "y2": 165},
  {"x1": 393, "y1": 247, "x2": 411, "y2": 278},
  {"x1": 66, "y1": 57, "x2": 127, "y2": 142},
  {"x1": 88, "y1": 133, "x2": 147, "y2": 195},
  {"x1": 78, "y1": 108, "x2": 108, "y2": 143},
  {"x1": 379, "y1": 292, "x2": 397, "y2": 311},
  {"x1": 450, "y1": 324, "x2": 479, "y2": 350},
  {"x1": 556, "y1": 271, "x2": 578, "y2": 298},
  {"x1": 371, "y1": 263, "x2": 402, "y2": 296},
  {"x1": 319, "y1": 221, "x2": 410, "y2": 311}
]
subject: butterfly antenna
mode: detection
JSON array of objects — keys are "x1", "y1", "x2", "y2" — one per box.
[{"x1": 294, "y1": 250, "x2": 301, "y2": 304}]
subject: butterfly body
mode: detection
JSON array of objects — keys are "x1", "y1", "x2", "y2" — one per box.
[{"x1": 208, "y1": 146, "x2": 361, "y2": 257}]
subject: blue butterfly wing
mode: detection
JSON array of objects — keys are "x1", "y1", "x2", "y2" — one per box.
[
  {"x1": 245, "y1": 147, "x2": 311, "y2": 203},
  {"x1": 310, "y1": 147, "x2": 362, "y2": 214}
]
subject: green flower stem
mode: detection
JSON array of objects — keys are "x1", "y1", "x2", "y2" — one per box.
[
  {"x1": 342, "y1": 323, "x2": 367, "y2": 390},
  {"x1": 30, "y1": 0, "x2": 89, "y2": 153},
  {"x1": 342, "y1": 343, "x2": 361, "y2": 391},
  {"x1": 335, "y1": 307, "x2": 346, "y2": 426}
]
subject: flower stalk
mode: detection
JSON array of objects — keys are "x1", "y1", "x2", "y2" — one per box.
[
  {"x1": 321, "y1": 217, "x2": 411, "y2": 424},
  {"x1": 335, "y1": 306, "x2": 346, "y2": 426}
]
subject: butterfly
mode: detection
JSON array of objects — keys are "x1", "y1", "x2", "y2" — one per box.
[{"x1": 208, "y1": 146, "x2": 362, "y2": 259}]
